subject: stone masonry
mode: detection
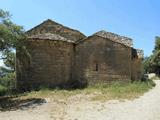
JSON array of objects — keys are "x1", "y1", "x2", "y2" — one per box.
[{"x1": 16, "y1": 19, "x2": 143, "y2": 90}]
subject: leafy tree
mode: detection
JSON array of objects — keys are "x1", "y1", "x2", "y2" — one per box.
[
  {"x1": 0, "y1": 9, "x2": 25, "y2": 70},
  {"x1": 144, "y1": 36, "x2": 160, "y2": 75},
  {"x1": 0, "y1": 9, "x2": 26, "y2": 93},
  {"x1": 151, "y1": 37, "x2": 160, "y2": 75},
  {"x1": 153, "y1": 36, "x2": 160, "y2": 52},
  {"x1": 3, "y1": 52, "x2": 16, "y2": 71},
  {"x1": 0, "y1": 66, "x2": 12, "y2": 77},
  {"x1": 143, "y1": 56, "x2": 151, "y2": 73}
]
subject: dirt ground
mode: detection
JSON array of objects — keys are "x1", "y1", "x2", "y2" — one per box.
[{"x1": 0, "y1": 80, "x2": 160, "y2": 120}]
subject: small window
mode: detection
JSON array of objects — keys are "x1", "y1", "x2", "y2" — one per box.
[
  {"x1": 93, "y1": 62, "x2": 98, "y2": 71},
  {"x1": 95, "y1": 63, "x2": 98, "y2": 71}
]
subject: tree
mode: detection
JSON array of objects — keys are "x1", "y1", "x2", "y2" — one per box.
[
  {"x1": 144, "y1": 36, "x2": 160, "y2": 75},
  {"x1": 151, "y1": 37, "x2": 160, "y2": 75},
  {"x1": 153, "y1": 36, "x2": 160, "y2": 52},
  {"x1": 0, "y1": 9, "x2": 25, "y2": 70},
  {"x1": 143, "y1": 56, "x2": 151, "y2": 73},
  {"x1": 0, "y1": 9, "x2": 26, "y2": 91},
  {"x1": 3, "y1": 52, "x2": 16, "y2": 71}
]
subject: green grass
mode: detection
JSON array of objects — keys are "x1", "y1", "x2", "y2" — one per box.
[
  {"x1": 91, "y1": 80, "x2": 155, "y2": 101},
  {"x1": 20, "y1": 80, "x2": 155, "y2": 102}
]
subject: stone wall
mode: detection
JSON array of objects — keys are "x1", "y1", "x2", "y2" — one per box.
[
  {"x1": 16, "y1": 19, "x2": 144, "y2": 90},
  {"x1": 73, "y1": 35, "x2": 132, "y2": 86},
  {"x1": 131, "y1": 49, "x2": 143, "y2": 81},
  {"x1": 131, "y1": 58, "x2": 143, "y2": 81},
  {"x1": 16, "y1": 36, "x2": 143, "y2": 90},
  {"x1": 16, "y1": 39, "x2": 74, "y2": 90}
]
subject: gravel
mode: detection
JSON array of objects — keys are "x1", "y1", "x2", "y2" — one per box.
[{"x1": 0, "y1": 80, "x2": 160, "y2": 120}]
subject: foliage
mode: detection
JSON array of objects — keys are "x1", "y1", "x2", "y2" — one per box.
[
  {"x1": 0, "y1": 72, "x2": 16, "y2": 96},
  {"x1": 152, "y1": 37, "x2": 160, "y2": 74},
  {"x1": 153, "y1": 36, "x2": 160, "y2": 52},
  {"x1": 0, "y1": 9, "x2": 25, "y2": 71},
  {"x1": 0, "y1": 9, "x2": 28, "y2": 96},
  {"x1": 0, "y1": 66, "x2": 13, "y2": 77},
  {"x1": 0, "y1": 9, "x2": 24, "y2": 53},
  {"x1": 143, "y1": 36, "x2": 160, "y2": 75},
  {"x1": 3, "y1": 52, "x2": 16, "y2": 71},
  {"x1": 143, "y1": 56, "x2": 153, "y2": 73},
  {"x1": 0, "y1": 84, "x2": 8, "y2": 96},
  {"x1": 0, "y1": 72, "x2": 16, "y2": 88}
]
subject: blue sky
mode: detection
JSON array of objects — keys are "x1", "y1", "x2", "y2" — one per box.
[{"x1": 0, "y1": 0, "x2": 160, "y2": 66}]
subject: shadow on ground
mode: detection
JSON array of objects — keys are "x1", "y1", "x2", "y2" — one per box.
[{"x1": 0, "y1": 96, "x2": 46, "y2": 111}]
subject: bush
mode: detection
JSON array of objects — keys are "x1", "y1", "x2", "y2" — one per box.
[
  {"x1": 0, "y1": 84, "x2": 8, "y2": 96},
  {"x1": 0, "y1": 72, "x2": 16, "y2": 88},
  {"x1": 0, "y1": 72, "x2": 16, "y2": 96}
]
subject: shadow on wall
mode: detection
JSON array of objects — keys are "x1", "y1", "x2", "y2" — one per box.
[{"x1": 0, "y1": 96, "x2": 46, "y2": 111}]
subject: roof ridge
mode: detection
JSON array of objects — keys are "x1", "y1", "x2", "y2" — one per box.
[
  {"x1": 94, "y1": 30, "x2": 132, "y2": 40},
  {"x1": 93, "y1": 30, "x2": 133, "y2": 47},
  {"x1": 26, "y1": 19, "x2": 86, "y2": 41},
  {"x1": 26, "y1": 19, "x2": 86, "y2": 37},
  {"x1": 28, "y1": 32, "x2": 75, "y2": 43}
]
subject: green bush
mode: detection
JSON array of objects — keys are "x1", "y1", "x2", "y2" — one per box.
[
  {"x1": 0, "y1": 72, "x2": 16, "y2": 88},
  {"x1": 0, "y1": 72, "x2": 16, "y2": 96},
  {"x1": 0, "y1": 84, "x2": 8, "y2": 96}
]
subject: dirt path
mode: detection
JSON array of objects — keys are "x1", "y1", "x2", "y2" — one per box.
[
  {"x1": 0, "y1": 80, "x2": 160, "y2": 120},
  {"x1": 65, "y1": 80, "x2": 160, "y2": 120}
]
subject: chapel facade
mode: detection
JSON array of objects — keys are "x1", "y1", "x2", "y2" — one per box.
[{"x1": 16, "y1": 19, "x2": 143, "y2": 90}]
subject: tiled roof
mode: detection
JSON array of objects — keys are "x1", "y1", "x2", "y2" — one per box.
[
  {"x1": 94, "y1": 30, "x2": 133, "y2": 47},
  {"x1": 26, "y1": 19, "x2": 86, "y2": 42},
  {"x1": 28, "y1": 33, "x2": 74, "y2": 43}
]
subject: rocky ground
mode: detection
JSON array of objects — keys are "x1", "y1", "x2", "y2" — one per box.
[{"x1": 0, "y1": 80, "x2": 160, "y2": 120}]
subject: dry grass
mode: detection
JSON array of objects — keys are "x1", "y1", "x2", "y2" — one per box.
[
  {"x1": 150, "y1": 76, "x2": 160, "y2": 80},
  {"x1": 91, "y1": 80, "x2": 155, "y2": 101},
  {"x1": 19, "y1": 80, "x2": 155, "y2": 102}
]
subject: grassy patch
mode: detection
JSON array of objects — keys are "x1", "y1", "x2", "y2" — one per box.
[
  {"x1": 91, "y1": 80, "x2": 155, "y2": 101},
  {"x1": 0, "y1": 80, "x2": 155, "y2": 112},
  {"x1": 19, "y1": 80, "x2": 155, "y2": 102}
]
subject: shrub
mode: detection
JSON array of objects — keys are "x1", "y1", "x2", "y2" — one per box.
[
  {"x1": 0, "y1": 84, "x2": 8, "y2": 96},
  {"x1": 0, "y1": 72, "x2": 16, "y2": 96}
]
